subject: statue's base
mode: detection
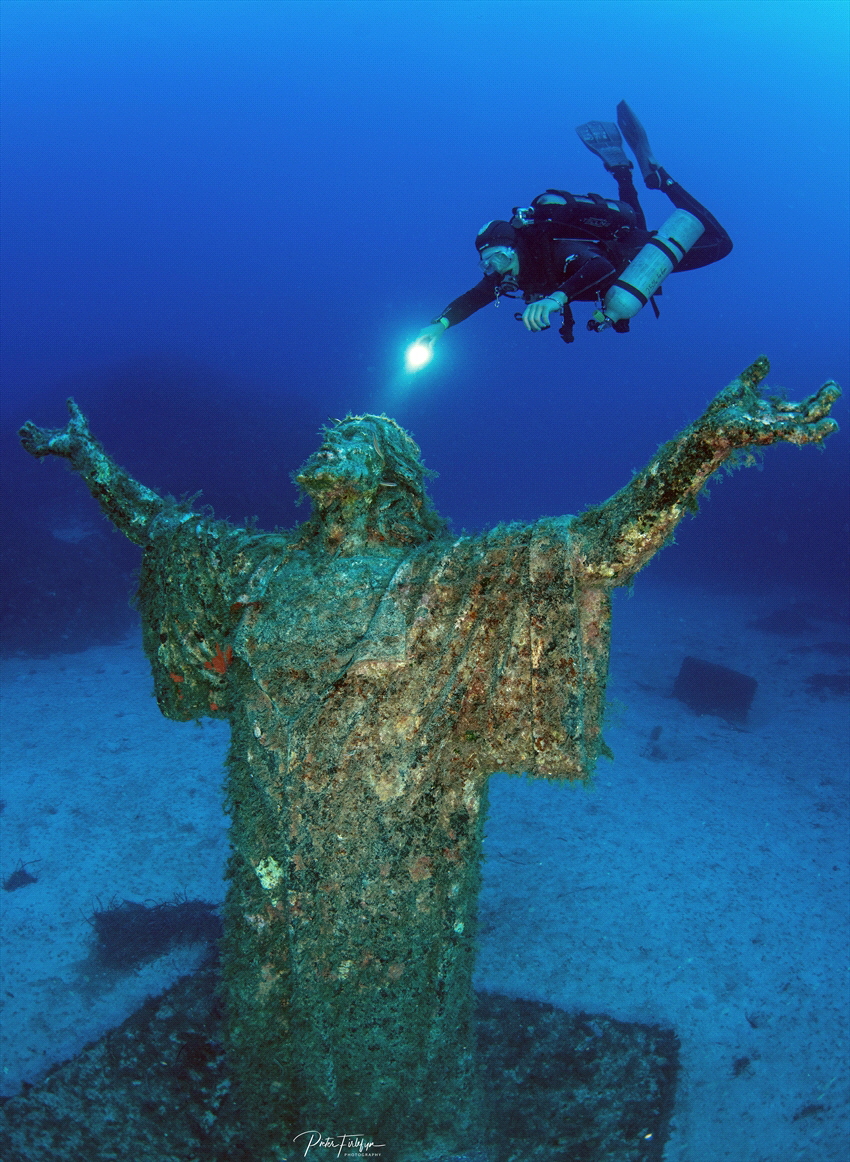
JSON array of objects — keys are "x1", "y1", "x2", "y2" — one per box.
[{"x1": 0, "y1": 958, "x2": 677, "y2": 1162}]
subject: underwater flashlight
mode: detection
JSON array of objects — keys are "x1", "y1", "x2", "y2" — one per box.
[{"x1": 404, "y1": 340, "x2": 434, "y2": 373}]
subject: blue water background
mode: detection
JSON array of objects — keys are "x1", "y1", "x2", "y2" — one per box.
[
  {"x1": 1, "y1": 6, "x2": 849, "y2": 1156},
  {"x1": 1, "y1": 0, "x2": 848, "y2": 653}
]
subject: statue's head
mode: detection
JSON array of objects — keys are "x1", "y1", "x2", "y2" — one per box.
[{"x1": 294, "y1": 414, "x2": 448, "y2": 548}]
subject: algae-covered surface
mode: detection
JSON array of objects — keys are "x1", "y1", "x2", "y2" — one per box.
[{"x1": 0, "y1": 955, "x2": 678, "y2": 1162}]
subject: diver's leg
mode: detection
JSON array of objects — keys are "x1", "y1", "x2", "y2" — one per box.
[
  {"x1": 616, "y1": 100, "x2": 732, "y2": 266},
  {"x1": 609, "y1": 164, "x2": 647, "y2": 230},
  {"x1": 653, "y1": 168, "x2": 733, "y2": 267}
]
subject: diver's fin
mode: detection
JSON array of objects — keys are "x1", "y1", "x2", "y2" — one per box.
[
  {"x1": 575, "y1": 120, "x2": 631, "y2": 171},
  {"x1": 616, "y1": 100, "x2": 661, "y2": 187}
]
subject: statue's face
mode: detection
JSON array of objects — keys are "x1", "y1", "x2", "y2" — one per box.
[{"x1": 295, "y1": 421, "x2": 386, "y2": 506}]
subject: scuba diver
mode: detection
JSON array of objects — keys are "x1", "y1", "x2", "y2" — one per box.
[{"x1": 412, "y1": 102, "x2": 732, "y2": 356}]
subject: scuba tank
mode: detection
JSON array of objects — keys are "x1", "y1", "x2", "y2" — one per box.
[{"x1": 589, "y1": 208, "x2": 705, "y2": 331}]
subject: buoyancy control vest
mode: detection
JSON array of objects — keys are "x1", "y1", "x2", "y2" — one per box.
[
  {"x1": 509, "y1": 190, "x2": 645, "y2": 295},
  {"x1": 503, "y1": 191, "x2": 642, "y2": 308},
  {"x1": 514, "y1": 190, "x2": 639, "y2": 246}
]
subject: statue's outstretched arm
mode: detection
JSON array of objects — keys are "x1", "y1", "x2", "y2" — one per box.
[
  {"x1": 571, "y1": 357, "x2": 841, "y2": 586},
  {"x1": 20, "y1": 398, "x2": 171, "y2": 544}
]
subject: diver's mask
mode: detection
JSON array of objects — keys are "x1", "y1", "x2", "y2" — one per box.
[{"x1": 478, "y1": 246, "x2": 517, "y2": 278}]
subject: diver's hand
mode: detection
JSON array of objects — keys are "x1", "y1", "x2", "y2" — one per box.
[
  {"x1": 522, "y1": 295, "x2": 566, "y2": 332},
  {"x1": 415, "y1": 322, "x2": 447, "y2": 347}
]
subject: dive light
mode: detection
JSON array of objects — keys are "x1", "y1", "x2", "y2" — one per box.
[{"x1": 405, "y1": 340, "x2": 434, "y2": 373}]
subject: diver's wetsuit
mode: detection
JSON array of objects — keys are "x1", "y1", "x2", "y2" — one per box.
[
  {"x1": 648, "y1": 167, "x2": 732, "y2": 270},
  {"x1": 435, "y1": 167, "x2": 732, "y2": 335}
]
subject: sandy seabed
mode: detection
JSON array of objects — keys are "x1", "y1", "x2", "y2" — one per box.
[{"x1": 1, "y1": 580, "x2": 847, "y2": 1162}]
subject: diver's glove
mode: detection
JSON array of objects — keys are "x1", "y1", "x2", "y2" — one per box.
[{"x1": 522, "y1": 294, "x2": 567, "y2": 333}]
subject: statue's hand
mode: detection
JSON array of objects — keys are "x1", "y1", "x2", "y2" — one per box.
[
  {"x1": 576, "y1": 358, "x2": 840, "y2": 589},
  {"x1": 701, "y1": 359, "x2": 841, "y2": 450},
  {"x1": 19, "y1": 397, "x2": 166, "y2": 542},
  {"x1": 19, "y1": 398, "x2": 93, "y2": 461}
]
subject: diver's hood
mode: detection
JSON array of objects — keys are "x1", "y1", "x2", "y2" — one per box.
[{"x1": 475, "y1": 220, "x2": 519, "y2": 253}]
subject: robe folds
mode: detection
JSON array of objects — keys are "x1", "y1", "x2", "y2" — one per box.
[
  {"x1": 135, "y1": 510, "x2": 613, "y2": 1155},
  {"x1": 140, "y1": 512, "x2": 611, "y2": 786}
]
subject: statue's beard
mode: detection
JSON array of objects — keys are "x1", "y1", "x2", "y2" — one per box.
[
  {"x1": 294, "y1": 445, "x2": 438, "y2": 547},
  {"x1": 295, "y1": 456, "x2": 381, "y2": 509}
]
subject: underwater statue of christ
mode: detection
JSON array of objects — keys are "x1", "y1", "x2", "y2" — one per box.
[{"x1": 19, "y1": 358, "x2": 839, "y2": 1160}]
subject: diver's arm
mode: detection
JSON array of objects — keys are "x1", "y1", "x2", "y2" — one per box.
[
  {"x1": 414, "y1": 277, "x2": 499, "y2": 346},
  {"x1": 19, "y1": 399, "x2": 176, "y2": 545},
  {"x1": 524, "y1": 247, "x2": 619, "y2": 331},
  {"x1": 522, "y1": 293, "x2": 567, "y2": 332},
  {"x1": 571, "y1": 358, "x2": 840, "y2": 587},
  {"x1": 415, "y1": 319, "x2": 449, "y2": 346},
  {"x1": 552, "y1": 260, "x2": 615, "y2": 301},
  {"x1": 435, "y1": 276, "x2": 499, "y2": 327}
]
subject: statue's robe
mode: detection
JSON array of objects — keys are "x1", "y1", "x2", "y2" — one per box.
[{"x1": 137, "y1": 512, "x2": 612, "y2": 1157}]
